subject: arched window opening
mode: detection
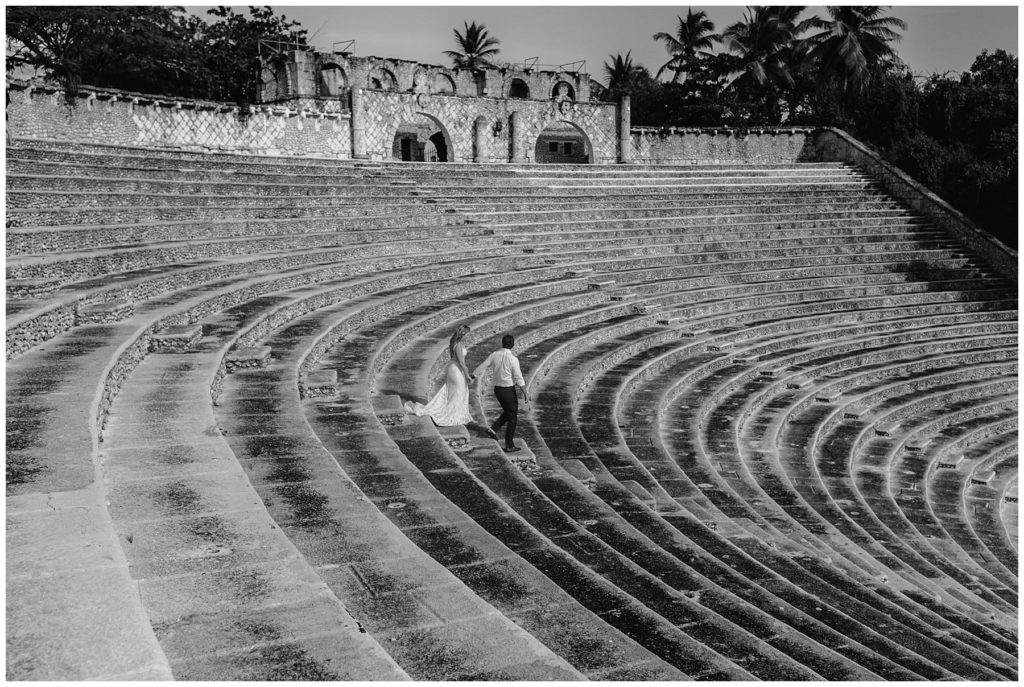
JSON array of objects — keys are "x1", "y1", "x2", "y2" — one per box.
[
  {"x1": 432, "y1": 73, "x2": 456, "y2": 95},
  {"x1": 552, "y1": 81, "x2": 575, "y2": 101},
  {"x1": 508, "y1": 78, "x2": 530, "y2": 99}
]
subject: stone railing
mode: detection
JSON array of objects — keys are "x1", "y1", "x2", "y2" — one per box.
[
  {"x1": 809, "y1": 128, "x2": 1017, "y2": 281},
  {"x1": 630, "y1": 126, "x2": 817, "y2": 164},
  {"x1": 6, "y1": 79, "x2": 352, "y2": 157}
]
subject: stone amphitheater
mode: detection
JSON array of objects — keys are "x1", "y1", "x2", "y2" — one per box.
[{"x1": 6, "y1": 65, "x2": 1019, "y2": 680}]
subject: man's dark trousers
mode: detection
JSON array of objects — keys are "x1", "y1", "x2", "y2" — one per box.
[{"x1": 492, "y1": 385, "x2": 518, "y2": 446}]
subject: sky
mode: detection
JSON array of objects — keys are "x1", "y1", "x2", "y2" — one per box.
[{"x1": 191, "y1": 3, "x2": 1020, "y2": 82}]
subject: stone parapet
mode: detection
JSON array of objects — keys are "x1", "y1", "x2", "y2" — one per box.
[
  {"x1": 631, "y1": 127, "x2": 816, "y2": 165},
  {"x1": 7, "y1": 80, "x2": 352, "y2": 158}
]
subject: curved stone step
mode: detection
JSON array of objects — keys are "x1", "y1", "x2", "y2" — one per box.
[
  {"x1": 536, "y1": 307, "x2": 1015, "y2": 655},
  {"x1": 101, "y1": 350, "x2": 410, "y2": 681},
  {"x1": 507, "y1": 311, "x2": 1011, "y2": 675}
]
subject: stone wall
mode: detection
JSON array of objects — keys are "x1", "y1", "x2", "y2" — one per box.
[
  {"x1": 359, "y1": 89, "x2": 618, "y2": 163},
  {"x1": 631, "y1": 126, "x2": 818, "y2": 164},
  {"x1": 809, "y1": 128, "x2": 1017, "y2": 281},
  {"x1": 7, "y1": 81, "x2": 352, "y2": 157}
]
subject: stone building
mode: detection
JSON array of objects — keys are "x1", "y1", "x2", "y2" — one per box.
[{"x1": 256, "y1": 47, "x2": 627, "y2": 164}]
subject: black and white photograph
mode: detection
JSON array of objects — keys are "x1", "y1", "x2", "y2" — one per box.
[{"x1": 5, "y1": 2, "x2": 1018, "y2": 681}]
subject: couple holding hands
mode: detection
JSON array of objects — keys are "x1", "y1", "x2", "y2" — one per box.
[{"x1": 404, "y1": 325, "x2": 530, "y2": 452}]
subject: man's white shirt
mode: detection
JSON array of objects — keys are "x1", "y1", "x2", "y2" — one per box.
[{"x1": 485, "y1": 348, "x2": 526, "y2": 387}]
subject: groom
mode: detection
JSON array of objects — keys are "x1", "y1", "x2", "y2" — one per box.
[{"x1": 483, "y1": 333, "x2": 530, "y2": 452}]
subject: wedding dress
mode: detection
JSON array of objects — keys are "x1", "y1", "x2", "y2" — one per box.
[{"x1": 404, "y1": 344, "x2": 474, "y2": 426}]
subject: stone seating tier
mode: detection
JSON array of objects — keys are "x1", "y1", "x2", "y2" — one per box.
[
  {"x1": 491, "y1": 290, "x2": 1019, "y2": 667},
  {"x1": 536, "y1": 301, "x2": 1015, "y2": 606},
  {"x1": 368, "y1": 268, "x2": 1015, "y2": 659},
  {"x1": 557, "y1": 307, "x2": 1019, "y2": 630},
  {"x1": 193, "y1": 240, "x2": 1007, "y2": 675},
  {"x1": 5, "y1": 140, "x2": 1016, "y2": 680},
  {"x1": 515, "y1": 313, "x2": 1015, "y2": 675},
  {"x1": 304, "y1": 277, "x2": 874, "y2": 679}
]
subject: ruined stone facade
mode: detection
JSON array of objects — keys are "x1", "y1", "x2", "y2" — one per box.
[
  {"x1": 258, "y1": 49, "x2": 622, "y2": 163},
  {"x1": 260, "y1": 50, "x2": 591, "y2": 106}
]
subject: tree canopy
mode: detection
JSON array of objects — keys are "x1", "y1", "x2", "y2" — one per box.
[
  {"x1": 602, "y1": 6, "x2": 1014, "y2": 245},
  {"x1": 6, "y1": 5, "x2": 306, "y2": 106},
  {"x1": 652, "y1": 9, "x2": 719, "y2": 84}
]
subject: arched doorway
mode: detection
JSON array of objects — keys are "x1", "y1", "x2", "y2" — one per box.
[
  {"x1": 533, "y1": 121, "x2": 592, "y2": 164},
  {"x1": 391, "y1": 113, "x2": 453, "y2": 162}
]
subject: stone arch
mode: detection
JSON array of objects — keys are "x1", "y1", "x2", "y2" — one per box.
[
  {"x1": 388, "y1": 111, "x2": 456, "y2": 162},
  {"x1": 551, "y1": 80, "x2": 575, "y2": 101},
  {"x1": 318, "y1": 63, "x2": 347, "y2": 96},
  {"x1": 531, "y1": 118, "x2": 593, "y2": 164},
  {"x1": 368, "y1": 67, "x2": 397, "y2": 91},
  {"x1": 432, "y1": 72, "x2": 456, "y2": 95},
  {"x1": 508, "y1": 78, "x2": 530, "y2": 99}
]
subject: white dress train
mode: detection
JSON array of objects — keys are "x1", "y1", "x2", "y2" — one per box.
[{"x1": 403, "y1": 344, "x2": 474, "y2": 426}]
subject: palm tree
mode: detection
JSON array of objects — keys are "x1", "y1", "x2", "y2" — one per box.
[
  {"x1": 803, "y1": 6, "x2": 907, "y2": 95},
  {"x1": 720, "y1": 6, "x2": 812, "y2": 121},
  {"x1": 443, "y1": 20, "x2": 500, "y2": 70},
  {"x1": 603, "y1": 51, "x2": 649, "y2": 98},
  {"x1": 652, "y1": 9, "x2": 719, "y2": 83}
]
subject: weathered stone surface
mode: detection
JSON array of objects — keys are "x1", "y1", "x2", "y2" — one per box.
[
  {"x1": 150, "y1": 324, "x2": 202, "y2": 353},
  {"x1": 8, "y1": 83, "x2": 352, "y2": 157},
  {"x1": 631, "y1": 127, "x2": 814, "y2": 164},
  {"x1": 371, "y1": 394, "x2": 406, "y2": 426},
  {"x1": 436, "y1": 424, "x2": 470, "y2": 449},
  {"x1": 299, "y1": 369, "x2": 338, "y2": 399},
  {"x1": 76, "y1": 300, "x2": 134, "y2": 325},
  {"x1": 224, "y1": 345, "x2": 272, "y2": 372}
]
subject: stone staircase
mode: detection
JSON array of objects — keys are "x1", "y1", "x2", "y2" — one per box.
[{"x1": 6, "y1": 140, "x2": 1017, "y2": 680}]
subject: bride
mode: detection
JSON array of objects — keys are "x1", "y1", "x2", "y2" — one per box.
[{"x1": 404, "y1": 324, "x2": 475, "y2": 426}]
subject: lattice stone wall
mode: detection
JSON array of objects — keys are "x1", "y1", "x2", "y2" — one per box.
[
  {"x1": 7, "y1": 82, "x2": 352, "y2": 157},
  {"x1": 631, "y1": 127, "x2": 817, "y2": 164},
  {"x1": 359, "y1": 90, "x2": 619, "y2": 163}
]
